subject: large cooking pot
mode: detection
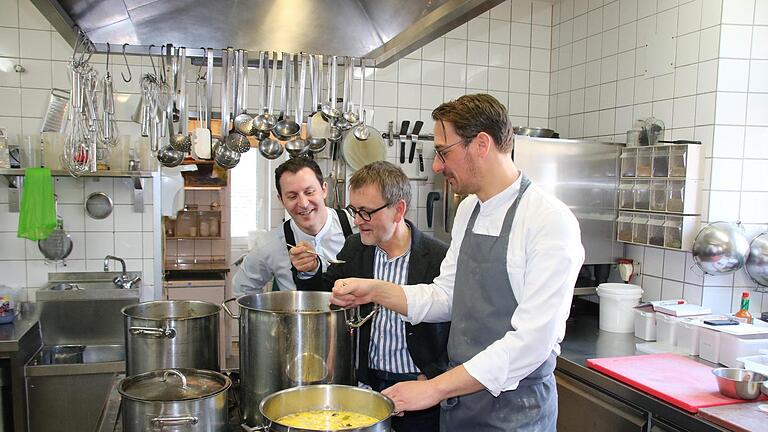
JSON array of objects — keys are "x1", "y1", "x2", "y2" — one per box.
[
  {"x1": 119, "y1": 368, "x2": 230, "y2": 432},
  {"x1": 122, "y1": 300, "x2": 220, "y2": 376},
  {"x1": 248, "y1": 384, "x2": 394, "y2": 432},
  {"x1": 691, "y1": 222, "x2": 751, "y2": 275},
  {"x1": 222, "y1": 292, "x2": 356, "y2": 426}
]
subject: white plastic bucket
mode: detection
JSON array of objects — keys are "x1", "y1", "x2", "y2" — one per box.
[{"x1": 597, "y1": 283, "x2": 642, "y2": 333}]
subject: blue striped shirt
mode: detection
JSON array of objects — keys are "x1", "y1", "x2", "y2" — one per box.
[{"x1": 367, "y1": 246, "x2": 419, "y2": 374}]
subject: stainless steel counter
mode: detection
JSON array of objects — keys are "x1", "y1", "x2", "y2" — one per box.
[
  {"x1": 558, "y1": 311, "x2": 728, "y2": 432},
  {"x1": 0, "y1": 307, "x2": 42, "y2": 432}
]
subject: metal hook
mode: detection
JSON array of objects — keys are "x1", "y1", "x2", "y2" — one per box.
[
  {"x1": 105, "y1": 42, "x2": 111, "y2": 77},
  {"x1": 148, "y1": 44, "x2": 157, "y2": 77},
  {"x1": 121, "y1": 43, "x2": 132, "y2": 83},
  {"x1": 196, "y1": 46, "x2": 206, "y2": 81}
]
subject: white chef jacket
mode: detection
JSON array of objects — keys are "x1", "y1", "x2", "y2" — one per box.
[
  {"x1": 232, "y1": 209, "x2": 352, "y2": 295},
  {"x1": 402, "y1": 175, "x2": 584, "y2": 396}
]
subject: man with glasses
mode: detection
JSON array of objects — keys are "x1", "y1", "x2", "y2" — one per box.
[
  {"x1": 232, "y1": 157, "x2": 353, "y2": 294},
  {"x1": 291, "y1": 161, "x2": 449, "y2": 432},
  {"x1": 330, "y1": 94, "x2": 584, "y2": 432}
]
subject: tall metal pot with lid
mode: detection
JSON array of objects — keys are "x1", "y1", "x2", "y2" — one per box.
[
  {"x1": 119, "y1": 368, "x2": 231, "y2": 432},
  {"x1": 123, "y1": 300, "x2": 220, "y2": 376},
  {"x1": 222, "y1": 291, "x2": 355, "y2": 426}
]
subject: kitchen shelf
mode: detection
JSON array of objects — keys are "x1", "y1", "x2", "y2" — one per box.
[
  {"x1": 183, "y1": 185, "x2": 226, "y2": 190},
  {"x1": 166, "y1": 236, "x2": 224, "y2": 240},
  {"x1": 0, "y1": 168, "x2": 154, "y2": 178}
]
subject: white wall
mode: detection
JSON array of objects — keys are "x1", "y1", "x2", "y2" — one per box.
[
  {"x1": 0, "y1": 0, "x2": 156, "y2": 301},
  {"x1": 550, "y1": 0, "x2": 768, "y2": 314}
]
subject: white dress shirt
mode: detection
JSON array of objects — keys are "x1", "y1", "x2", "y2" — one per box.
[
  {"x1": 402, "y1": 175, "x2": 584, "y2": 396},
  {"x1": 232, "y1": 209, "x2": 352, "y2": 294}
]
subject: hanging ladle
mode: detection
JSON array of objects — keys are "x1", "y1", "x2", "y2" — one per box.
[
  {"x1": 320, "y1": 55, "x2": 341, "y2": 121},
  {"x1": 273, "y1": 52, "x2": 300, "y2": 140},
  {"x1": 352, "y1": 60, "x2": 370, "y2": 140},
  {"x1": 286, "y1": 53, "x2": 310, "y2": 158},
  {"x1": 254, "y1": 51, "x2": 277, "y2": 134}
]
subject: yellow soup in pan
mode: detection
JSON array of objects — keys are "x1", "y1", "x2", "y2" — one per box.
[{"x1": 276, "y1": 410, "x2": 380, "y2": 430}]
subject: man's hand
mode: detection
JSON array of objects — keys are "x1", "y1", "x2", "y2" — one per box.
[
  {"x1": 330, "y1": 278, "x2": 379, "y2": 307},
  {"x1": 382, "y1": 380, "x2": 442, "y2": 413},
  {"x1": 331, "y1": 278, "x2": 409, "y2": 315},
  {"x1": 288, "y1": 241, "x2": 320, "y2": 273}
]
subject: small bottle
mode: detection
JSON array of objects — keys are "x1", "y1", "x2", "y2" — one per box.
[{"x1": 734, "y1": 292, "x2": 753, "y2": 324}]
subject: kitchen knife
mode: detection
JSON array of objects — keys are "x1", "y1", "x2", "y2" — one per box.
[
  {"x1": 409, "y1": 120, "x2": 423, "y2": 163},
  {"x1": 399, "y1": 120, "x2": 410, "y2": 164},
  {"x1": 417, "y1": 142, "x2": 424, "y2": 172}
]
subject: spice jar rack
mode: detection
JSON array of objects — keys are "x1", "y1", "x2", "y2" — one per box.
[
  {"x1": 617, "y1": 211, "x2": 700, "y2": 250},
  {"x1": 617, "y1": 143, "x2": 703, "y2": 250},
  {"x1": 620, "y1": 143, "x2": 702, "y2": 180}
]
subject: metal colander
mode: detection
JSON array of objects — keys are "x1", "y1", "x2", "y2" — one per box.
[{"x1": 84, "y1": 192, "x2": 113, "y2": 219}]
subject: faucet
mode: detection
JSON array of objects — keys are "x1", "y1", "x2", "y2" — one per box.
[{"x1": 103, "y1": 255, "x2": 141, "y2": 289}]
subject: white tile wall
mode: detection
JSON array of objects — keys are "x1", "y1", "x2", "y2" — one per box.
[{"x1": 551, "y1": 0, "x2": 768, "y2": 313}]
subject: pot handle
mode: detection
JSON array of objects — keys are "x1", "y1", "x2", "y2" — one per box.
[
  {"x1": 129, "y1": 326, "x2": 176, "y2": 338},
  {"x1": 344, "y1": 304, "x2": 380, "y2": 328},
  {"x1": 240, "y1": 424, "x2": 270, "y2": 431},
  {"x1": 151, "y1": 415, "x2": 198, "y2": 428},
  {"x1": 222, "y1": 297, "x2": 240, "y2": 319}
]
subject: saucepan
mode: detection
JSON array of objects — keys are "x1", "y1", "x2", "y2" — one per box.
[{"x1": 240, "y1": 384, "x2": 395, "y2": 432}]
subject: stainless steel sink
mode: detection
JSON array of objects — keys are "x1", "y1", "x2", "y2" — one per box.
[{"x1": 37, "y1": 271, "x2": 141, "y2": 301}]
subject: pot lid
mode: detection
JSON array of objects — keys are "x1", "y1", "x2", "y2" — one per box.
[{"x1": 119, "y1": 369, "x2": 230, "y2": 401}]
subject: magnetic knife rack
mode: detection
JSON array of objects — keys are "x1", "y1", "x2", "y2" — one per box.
[{"x1": 382, "y1": 121, "x2": 435, "y2": 146}]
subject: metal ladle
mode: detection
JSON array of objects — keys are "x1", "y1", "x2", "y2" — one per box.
[
  {"x1": 169, "y1": 47, "x2": 192, "y2": 152},
  {"x1": 273, "y1": 53, "x2": 300, "y2": 140},
  {"x1": 320, "y1": 55, "x2": 341, "y2": 120},
  {"x1": 233, "y1": 50, "x2": 255, "y2": 137},
  {"x1": 286, "y1": 54, "x2": 310, "y2": 158},
  {"x1": 306, "y1": 55, "x2": 327, "y2": 153},
  {"x1": 254, "y1": 51, "x2": 277, "y2": 133},
  {"x1": 352, "y1": 61, "x2": 369, "y2": 140},
  {"x1": 342, "y1": 57, "x2": 359, "y2": 126}
]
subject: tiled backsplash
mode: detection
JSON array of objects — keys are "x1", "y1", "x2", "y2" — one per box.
[
  {"x1": 551, "y1": 0, "x2": 768, "y2": 314},
  {"x1": 1, "y1": 0, "x2": 766, "y2": 314}
]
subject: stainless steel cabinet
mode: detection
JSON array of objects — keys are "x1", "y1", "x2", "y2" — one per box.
[{"x1": 556, "y1": 370, "x2": 648, "y2": 432}]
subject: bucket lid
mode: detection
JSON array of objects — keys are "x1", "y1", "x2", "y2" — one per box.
[
  {"x1": 119, "y1": 368, "x2": 230, "y2": 401},
  {"x1": 597, "y1": 283, "x2": 642, "y2": 293}
]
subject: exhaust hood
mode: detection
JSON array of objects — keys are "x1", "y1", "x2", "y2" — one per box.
[{"x1": 31, "y1": 0, "x2": 505, "y2": 67}]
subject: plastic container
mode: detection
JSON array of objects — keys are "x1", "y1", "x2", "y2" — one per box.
[
  {"x1": 656, "y1": 313, "x2": 681, "y2": 346},
  {"x1": 719, "y1": 335, "x2": 768, "y2": 368},
  {"x1": 632, "y1": 214, "x2": 649, "y2": 244},
  {"x1": 648, "y1": 215, "x2": 665, "y2": 247},
  {"x1": 633, "y1": 180, "x2": 650, "y2": 210},
  {"x1": 637, "y1": 147, "x2": 652, "y2": 177},
  {"x1": 619, "y1": 182, "x2": 634, "y2": 209},
  {"x1": 597, "y1": 283, "x2": 643, "y2": 333},
  {"x1": 652, "y1": 146, "x2": 670, "y2": 177},
  {"x1": 699, "y1": 327, "x2": 721, "y2": 363},
  {"x1": 677, "y1": 320, "x2": 701, "y2": 355},
  {"x1": 634, "y1": 309, "x2": 657, "y2": 341},
  {"x1": 738, "y1": 354, "x2": 768, "y2": 375},
  {"x1": 617, "y1": 213, "x2": 633, "y2": 242},
  {"x1": 620, "y1": 148, "x2": 637, "y2": 177}
]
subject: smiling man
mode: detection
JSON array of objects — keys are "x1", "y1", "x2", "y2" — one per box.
[
  {"x1": 232, "y1": 157, "x2": 353, "y2": 294},
  {"x1": 291, "y1": 161, "x2": 449, "y2": 432},
  {"x1": 329, "y1": 94, "x2": 585, "y2": 432}
]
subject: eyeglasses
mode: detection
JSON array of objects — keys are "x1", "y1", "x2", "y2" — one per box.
[
  {"x1": 434, "y1": 136, "x2": 473, "y2": 163},
  {"x1": 345, "y1": 203, "x2": 388, "y2": 222}
]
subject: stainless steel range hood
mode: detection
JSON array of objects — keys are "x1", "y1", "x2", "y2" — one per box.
[{"x1": 31, "y1": 0, "x2": 505, "y2": 67}]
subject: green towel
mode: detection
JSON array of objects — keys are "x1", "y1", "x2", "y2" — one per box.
[{"x1": 17, "y1": 168, "x2": 56, "y2": 241}]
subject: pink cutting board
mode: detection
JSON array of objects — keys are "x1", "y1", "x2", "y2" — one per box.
[{"x1": 586, "y1": 354, "x2": 767, "y2": 413}]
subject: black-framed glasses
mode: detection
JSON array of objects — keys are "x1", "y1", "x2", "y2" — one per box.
[
  {"x1": 435, "y1": 133, "x2": 478, "y2": 163},
  {"x1": 345, "y1": 203, "x2": 388, "y2": 221}
]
